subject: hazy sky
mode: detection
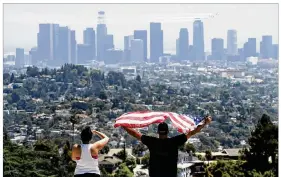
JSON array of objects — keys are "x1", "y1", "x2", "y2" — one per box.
[{"x1": 4, "y1": 3, "x2": 279, "y2": 54}]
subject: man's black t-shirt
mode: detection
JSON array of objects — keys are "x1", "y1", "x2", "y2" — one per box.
[{"x1": 141, "y1": 134, "x2": 187, "y2": 177}]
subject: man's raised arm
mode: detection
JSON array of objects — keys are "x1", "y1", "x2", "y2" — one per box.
[
  {"x1": 122, "y1": 127, "x2": 142, "y2": 141},
  {"x1": 186, "y1": 116, "x2": 212, "y2": 139}
]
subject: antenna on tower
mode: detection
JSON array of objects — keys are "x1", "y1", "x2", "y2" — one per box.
[{"x1": 98, "y1": 11, "x2": 105, "y2": 24}]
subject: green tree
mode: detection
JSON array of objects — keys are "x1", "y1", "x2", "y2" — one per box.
[
  {"x1": 136, "y1": 75, "x2": 141, "y2": 83},
  {"x1": 184, "y1": 143, "x2": 196, "y2": 153},
  {"x1": 242, "y1": 114, "x2": 278, "y2": 173},
  {"x1": 125, "y1": 157, "x2": 136, "y2": 172},
  {"x1": 114, "y1": 163, "x2": 133, "y2": 177},
  {"x1": 99, "y1": 91, "x2": 108, "y2": 100}
]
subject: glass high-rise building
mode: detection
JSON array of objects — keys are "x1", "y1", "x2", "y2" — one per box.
[
  {"x1": 70, "y1": 30, "x2": 77, "y2": 64},
  {"x1": 272, "y1": 44, "x2": 279, "y2": 59},
  {"x1": 193, "y1": 20, "x2": 205, "y2": 61},
  {"x1": 96, "y1": 24, "x2": 107, "y2": 61},
  {"x1": 211, "y1": 38, "x2": 224, "y2": 60},
  {"x1": 131, "y1": 39, "x2": 144, "y2": 63},
  {"x1": 37, "y1": 24, "x2": 53, "y2": 62},
  {"x1": 83, "y1": 28, "x2": 96, "y2": 60},
  {"x1": 227, "y1": 29, "x2": 238, "y2": 56},
  {"x1": 150, "y1": 22, "x2": 163, "y2": 63},
  {"x1": 260, "y1": 35, "x2": 273, "y2": 59},
  {"x1": 57, "y1": 26, "x2": 71, "y2": 65},
  {"x1": 124, "y1": 35, "x2": 133, "y2": 62},
  {"x1": 178, "y1": 28, "x2": 189, "y2": 61},
  {"x1": 15, "y1": 48, "x2": 24, "y2": 68},
  {"x1": 244, "y1": 38, "x2": 256, "y2": 58},
  {"x1": 134, "y1": 30, "x2": 147, "y2": 62}
]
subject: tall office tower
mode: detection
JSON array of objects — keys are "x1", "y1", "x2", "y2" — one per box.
[
  {"x1": 77, "y1": 44, "x2": 92, "y2": 64},
  {"x1": 105, "y1": 49, "x2": 123, "y2": 64},
  {"x1": 83, "y1": 28, "x2": 96, "y2": 60},
  {"x1": 70, "y1": 30, "x2": 77, "y2": 64},
  {"x1": 15, "y1": 48, "x2": 24, "y2": 68},
  {"x1": 193, "y1": 20, "x2": 205, "y2": 61},
  {"x1": 134, "y1": 30, "x2": 147, "y2": 61},
  {"x1": 52, "y1": 24, "x2": 60, "y2": 61},
  {"x1": 124, "y1": 35, "x2": 133, "y2": 50},
  {"x1": 211, "y1": 38, "x2": 224, "y2": 60},
  {"x1": 104, "y1": 34, "x2": 114, "y2": 52},
  {"x1": 29, "y1": 47, "x2": 38, "y2": 66},
  {"x1": 227, "y1": 29, "x2": 238, "y2": 56},
  {"x1": 57, "y1": 26, "x2": 71, "y2": 65},
  {"x1": 124, "y1": 35, "x2": 133, "y2": 62},
  {"x1": 247, "y1": 38, "x2": 257, "y2": 57},
  {"x1": 96, "y1": 11, "x2": 108, "y2": 61},
  {"x1": 272, "y1": 44, "x2": 279, "y2": 59},
  {"x1": 260, "y1": 35, "x2": 273, "y2": 59},
  {"x1": 131, "y1": 39, "x2": 144, "y2": 63},
  {"x1": 37, "y1": 24, "x2": 53, "y2": 62},
  {"x1": 244, "y1": 38, "x2": 256, "y2": 59},
  {"x1": 150, "y1": 22, "x2": 163, "y2": 63},
  {"x1": 178, "y1": 28, "x2": 189, "y2": 61}
]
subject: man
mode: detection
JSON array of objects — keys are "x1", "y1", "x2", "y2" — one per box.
[{"x1": 122, "y1": 116, "x2": 212, "y2": 177}]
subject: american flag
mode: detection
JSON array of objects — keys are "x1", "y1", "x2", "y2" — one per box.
[{"x1": 114, "y1": 111, "x2": 204, "y2": 133}]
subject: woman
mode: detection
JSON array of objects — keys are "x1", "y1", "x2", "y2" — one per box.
[{"x1": 72, "y1": 126, "x2": 109, "y2": 177}]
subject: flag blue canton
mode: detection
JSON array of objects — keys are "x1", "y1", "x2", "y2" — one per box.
[
  {"x1": 193, "y1": 116, "x2": 203, "y2": 125},
  {"x1": 184, "y1": 115, "x2": 203, "y2": 125}
]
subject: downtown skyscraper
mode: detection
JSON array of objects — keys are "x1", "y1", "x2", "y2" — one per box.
[
  {"x1": 193, "y1": 20, "x2": 205, "y2": 61},
  {"x1": 57, "y1": 26, "x2": 71, "y2": 65},
  {"x1": 83, "y1": 28, "x2": 96, "y2": 60},
  {"x1": 123, "y1": 35, "x2": 133, "y2": 62},
  {"x1": 70, "y1": 30, "x2": 77, "y2": 64},
  {"x1": 150, "y1": 22, "x2": 163, "y2": 63},
  {"x1": 243, "y1": 38, "x2": 257, "y2": 59},
  {"x1": 177, "y1": 28, "x2": 189, "y2": 61},
  {"x1": 131, "y1": 39, "x2": 144, "y2": 63},
  {"x1": 134, "y1": 30, "x2": 147, "y2": 62},
  {"x1": 211, "y1": 38, "x2": 224, "y2": 60},
  {"x1": 96, "y1": 11, "x2": 107, "y2": 61},
  {"x1": 227, "y1": 29, "x2": 238, "y2": 56},
  {"x1": 260, "y1": 35, "x2": 273, "y2": 59},
  {"x1": 15, "y1": 48, "x2": 24, "y2": 68},
  {"x1": 37, "y1": 24, "x2": 54, "y2": 62}
]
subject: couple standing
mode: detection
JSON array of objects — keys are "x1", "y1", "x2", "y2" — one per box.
[{"x1": 72, "y1": 116, "x2": 212, "y2": 177}]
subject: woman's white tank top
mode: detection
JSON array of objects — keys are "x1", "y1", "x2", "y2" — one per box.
[{"x1": 74, "y1": 144, "x2": 100, "y2": 175}]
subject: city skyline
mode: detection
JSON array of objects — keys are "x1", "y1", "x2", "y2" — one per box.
[{"x1": 4, "y1": 4, "x2": 278, "y2": 54}]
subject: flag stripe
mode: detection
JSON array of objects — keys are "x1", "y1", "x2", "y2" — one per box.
[
  {"x1": 114, "y1": 111, "x2": 202, "y2": 133},
  {"x1": 116, "y1": 113, "x2": 169, "y2": 121}
]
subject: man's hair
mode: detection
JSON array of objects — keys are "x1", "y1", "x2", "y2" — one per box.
[
  {"x1": 157, "y1": 122, "x2": 169, "y2": 135},
  {"x1": 81, "y1": 126, "x2": 93, "y2": 143}
]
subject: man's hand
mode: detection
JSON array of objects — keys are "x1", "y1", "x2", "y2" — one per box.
[
  {"x1": 186, "y1": 115, "x2": 212, "y2": 139},
  {"x1": 204, "y1": 116, "x2": 212, "y2": 125}
]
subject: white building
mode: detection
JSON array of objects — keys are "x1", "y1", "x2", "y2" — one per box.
[
  {"x1": 131, "y1": 39, "x2": 144, "y2": 63},
  {"x1": 246, "y1": 57, "x2": 258, "y2": 65}
]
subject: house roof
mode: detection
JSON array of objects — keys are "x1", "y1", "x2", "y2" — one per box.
[
  {"x1": 107, "y1": 148, "x2": 133, "y2": 157},
  {"x1": 222, "y1": 148, "x2": 242, "y2": 157},
  {"x1": 99, "y1": 155, "x2": 122, "y2": 165}
]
